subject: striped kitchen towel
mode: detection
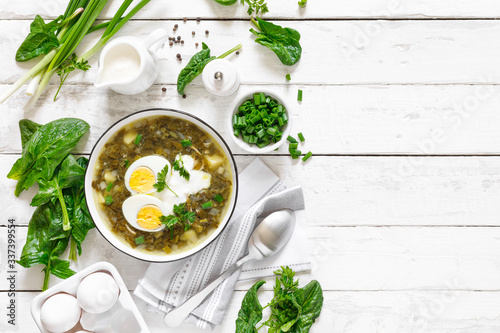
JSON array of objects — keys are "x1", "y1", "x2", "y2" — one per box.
[{"x1": 134, "y1": 158, "x2": 311, "y2": 330}]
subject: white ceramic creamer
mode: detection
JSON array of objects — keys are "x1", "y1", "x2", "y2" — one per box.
[{"x1": 94, "y1": 29, "x2": 168, "y2": 95}]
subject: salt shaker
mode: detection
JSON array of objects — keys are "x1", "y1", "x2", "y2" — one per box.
[{"x1": 202, "y1": 59, "x2": 240, "y2": 96}]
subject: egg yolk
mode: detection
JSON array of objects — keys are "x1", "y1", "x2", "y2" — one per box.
[
  {"x1": 129, "y1": 166, "x2": 156, "y2": 193},
  {"x1": 136, "y1": 205, "x2": 163, "y2": 230}
]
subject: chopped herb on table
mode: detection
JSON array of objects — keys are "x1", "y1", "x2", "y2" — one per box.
[
  {"x1": 298, "y1": 0, "x2": 308, "y2": 7},
  {"x1": 213, "y1": 0, "x2": 269, "y2": 15},
  {"x1": 10, "y1": 118, "x2": 94, "y2": 290},
  {"x1": 235, "y1": 266, "x2": 323, "y2": 333}
]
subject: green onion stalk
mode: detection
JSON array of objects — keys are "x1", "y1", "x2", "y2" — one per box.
[{"x1": 0, "y1": 0, "x2": 151, "y2": 110}]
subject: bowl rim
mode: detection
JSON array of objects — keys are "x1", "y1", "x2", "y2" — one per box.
[
  {"x1": 84, "y1": 108, "x2": 239, "y2": 263},
  {"x1": 228, "y1": 89, "x2": 293, "y2": 154}
]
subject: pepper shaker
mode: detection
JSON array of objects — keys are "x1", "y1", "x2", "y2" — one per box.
[{"x1": 202, "y1": 59, "x2": 240, "y2": 96}]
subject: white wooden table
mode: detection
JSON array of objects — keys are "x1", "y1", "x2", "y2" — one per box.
[{"x1": 2, "y1": 0, "x2": 500, "y2": 332}]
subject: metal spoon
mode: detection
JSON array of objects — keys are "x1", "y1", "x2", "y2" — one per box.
[{"x1": 163, "y1": 209, "x2": 296, "y2": 327}]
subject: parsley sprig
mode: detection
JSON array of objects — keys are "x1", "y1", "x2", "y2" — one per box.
[
  {"x1": 153, "y1": 164, "x2": 177, "y2": 196},
  {"x1": 160, "y1": 203, "x2": 196, "y2": 238},
  {"x1": 173, "y1": 155, "x2": 190, "y2": 181},
  {"x1": 55, "y1": 53, "x2": 90, "y2": 100},
  {"x1": 241, "y1": 0, "x2": 268, "y2": 15}
]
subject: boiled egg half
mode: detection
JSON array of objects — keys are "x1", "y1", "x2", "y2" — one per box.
[
  {"x1": 124, "y1": 156, "x2": 171, "y2": 194},
  {"x1": 122, "y1": 194, "x2": 171, "y2": 231}
]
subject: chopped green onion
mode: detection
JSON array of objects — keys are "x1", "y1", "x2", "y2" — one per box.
[
  {"x1": 104, "y1": 195, "x2": 113, "y2": 206},
  {"x1": 202, "y1": 201, "x2": 213, "y2": 209},
  {"x1": 134, "y1": 134, "x2": 142, "y2": 145},
  {"x1": 214, "y1": 194, "x2": 224, "y2": 203},
  {"x1": 298, "y1": 89, "x2": 303, "y2": 102},
  {"x1": 302, "y1": 151, "x2": 313, "y2": 162},
  {"x1": 286, "y1": 74, "x2": 291, "y2": 81},
  {"x1": 287, "y1": 135, "x2": 297, "y2": 143},
  {"x1": 125, "y1": 159, "x2": 130, "y2": 168},
  {"x1": 289, "y1": 142, "x2": 299, "y2": 150},
  {"x1": 135, "y1": 236, "x2": 145, "y2": 245},
  {"x1": 181, "y1": 139, "x2": 192, "y2": 147},
  {"x1": 291, "y1": 154, "x2": 299, "y2": 159},
  {"x1": 106, "y1": 182, "x2": 113, "y2": 192},
  {"x1": 294, "y1": 150, "x2": 302, "y2": 156},
  {"x1": 298, "y1": 132, "x2": 305, "y2": 142},
  {"x1": 253, "y1": 93, "x2": 261, "y2": 105}
]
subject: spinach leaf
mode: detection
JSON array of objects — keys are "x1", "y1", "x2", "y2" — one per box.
[
  {"x1": 19, "y1": 119, "x2": 42, "y2": 148},
  {"x1": 16, "y1": 15, "x2": 63, "y2": 62},
  {"x1": 177, "y1": 43, "x2": 242, "y2": 95},
  {"x1": 177, "y1": 43, "x2": 216, "y2": 95},
  {"x1": 250, "y1": 17, "x2": 302, "y2": 66},
  {"x1": 290, "y1": 281, "x2": 323, "y2": 332},
  {"x1": 17, "y1": 201, "x2": 75, "y2": 291},
  {"x1": 7, "y1": 118, "x2": 89, "y2": 197},
  {"x1": 236, "y1": 280, "x2": 266, "y2": 333},
  {"x1": 214, "y1": 0, "x2": 237, "y2": 5}
]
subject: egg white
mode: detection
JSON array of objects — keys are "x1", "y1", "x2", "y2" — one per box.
[
  {"x1": 124, "y1": 156, "x2": 171, "y2": 194},
  {"x1": 122, "y1": 195, "x2": 171, "y2": 231}
]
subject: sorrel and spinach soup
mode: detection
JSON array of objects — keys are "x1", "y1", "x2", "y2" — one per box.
[{"x1": 91, "y1": 115, "x2": 233, "y2": 255}]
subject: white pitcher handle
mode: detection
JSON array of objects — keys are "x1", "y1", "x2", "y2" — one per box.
[{"x1": 143, "y1": 28, "x2": 168, "y2": 52}]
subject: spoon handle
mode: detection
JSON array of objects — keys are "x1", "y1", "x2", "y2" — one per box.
[{"x1": 163, "y1": 254, "x2": 252, "y2": 328}]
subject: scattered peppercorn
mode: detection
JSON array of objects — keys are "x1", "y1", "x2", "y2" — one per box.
[
  {"x1": 183, "y1": 17, "x2": 187, "y2": 22},
  {"x1": 173, "y1": 27, "x2": 177, "y2": 32},
  {"x1": 169, "y1": 41, "x2": 173, "y2": 46},
  {"x1": 195, "y1": 42, "x2": 199, "y2": 47},
  {"x1": 182, "y1": 94, "x2": 187, "y2": 99},
  {"x1": 205, "y1": 30, "x2": 209, "y2": 35},
  {"x1": 196, "y1": 17, "x2": 201, "y2": 22},
  {"x1": 181, "y1": 40, "x2": 184, "y2": 44},
  {"x1": 236, "y1": 51, "x2": 240, "y2": 55},
  {"x1": 174, "y1": 24, "x2": 178, "y2": 29},
  {"x1": 162, "y1": 87, "x2": 166, "y2": 92},
  {"x1": 176, "y1": 53, "x2": 181, "y2": 59},
  {"x1": 192, "y1": 31, "x2": 195, "y2": 36},
  {"x1": 177, "y1": 36, "x2": 181, "y2": 41}
]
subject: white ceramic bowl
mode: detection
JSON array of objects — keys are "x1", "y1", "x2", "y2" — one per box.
[
  {"x1": 84, "y1": 109, "x2": 238, "y2": 263},
  {"x1": 228, "y1": 90, "x2": 293, "y2": 153}
]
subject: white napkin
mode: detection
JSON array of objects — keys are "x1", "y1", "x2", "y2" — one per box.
[{"x1": 134, "y1": 158, "x2": 311, "y2": 330}]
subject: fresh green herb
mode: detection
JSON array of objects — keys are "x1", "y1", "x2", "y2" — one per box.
[
  {"x1": 104, "y1": 195, "x2": 113, "y2": 206},
  {"x1": 125, "y1": 159, "x2": 130, "y2": 168},
  {"x1": 298, "y1": 132, "x2": 305, "y2": 142},
  {"x1": 160, "y1": 203, "x2": 196, "y2": 238},
  {"x1": 106, "y1": 182, "x2": 113, "y2": 192},
  {"x1": 153, "y1": 164, "x2": 177, "y2": 196},
  {"x1": 287, "y1": 135, "x2": 297, "y2": 143},
  {"x1": 298, "y1": 89, "x2": 303, "y2": 101},
  {"x1": 1, "y1": 0, "x2": 152, "y2": 109},
  {"x1": 177, "y1": 42, "x2": 242, "y2": 95},
  {"x1": 133, "y1": 134, "x2": 142, "y2": 145},
  {"x1": 250, "y1": 17, "x2": 302, "y2": 66},
  {"x1": 202, "y1": 201, "x2": 213, "y2": 209},
  {"x1": 232, "y1": 92, "x2": 288, "y2": 149},
  {"x1": 286, "y1": 73, "x2": 291, "y2": 81},
  {"x1": 55, "y1": 53, "x2": 90, "y2": 100},
  {"x1": 214, "y1": 194, "x2": 224, "y2": 203},
  {"x1": 173, "y1": 155, "x2": 191, "y2": 181},
  {"x1": 181, "y1": 139, "x2": 192, "y2": 147},
  {"x1": 235, "y1": 266, "x2": 323, "y2": 333},
  {"x1": 302, "y1": 151, "x2": 312, "y2": 162},
  {"x1": 135, "y1": 236, "x2": 145, "y2": 245},
  {"x1": 13, "y1": 120, "x2": 94, "y2": 291},
  {"x1": 213, "y1": 0, "x2": 268, "y2": 15},
  {"x1": 298, "y1": 0, "x2": 307, "y2": 7},
  {"x1": 7, "y1": 118, "x2": 89, "y2": 197}
]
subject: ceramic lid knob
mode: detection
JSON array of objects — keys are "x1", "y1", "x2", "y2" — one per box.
[{"x1": 202, "y1": 59, "x2": 240, "y2": 96}]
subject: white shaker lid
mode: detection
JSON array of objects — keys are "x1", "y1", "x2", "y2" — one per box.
[{"x1": 202, "y1": 59, "x2": 240, "y2": 96}]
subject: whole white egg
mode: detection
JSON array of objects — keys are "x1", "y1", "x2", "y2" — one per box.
[
  {"x1": 77, "y1": 272, "x2": 119, "y2": 314},
  {"x1": 40, "y1": 293, "x2": 81, "y2": 333},
  {"x1": 124, "y1": 156, "x2": 171, "y2": 194},
  {"x1": 122, "y1": 194, "x2": 172, "y2": 231}
]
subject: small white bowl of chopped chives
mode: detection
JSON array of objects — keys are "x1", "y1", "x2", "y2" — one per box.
[{"x1": 228, "y1": 90, "x2": 293, "y2": 153}]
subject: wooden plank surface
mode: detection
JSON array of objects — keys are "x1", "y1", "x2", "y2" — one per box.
[
  {"x1": 2, "y1": 20, "x2": 500, "y2": 86},
  {"x1": 2, "y1": 0, "x2": 500, "y2": 20}
]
